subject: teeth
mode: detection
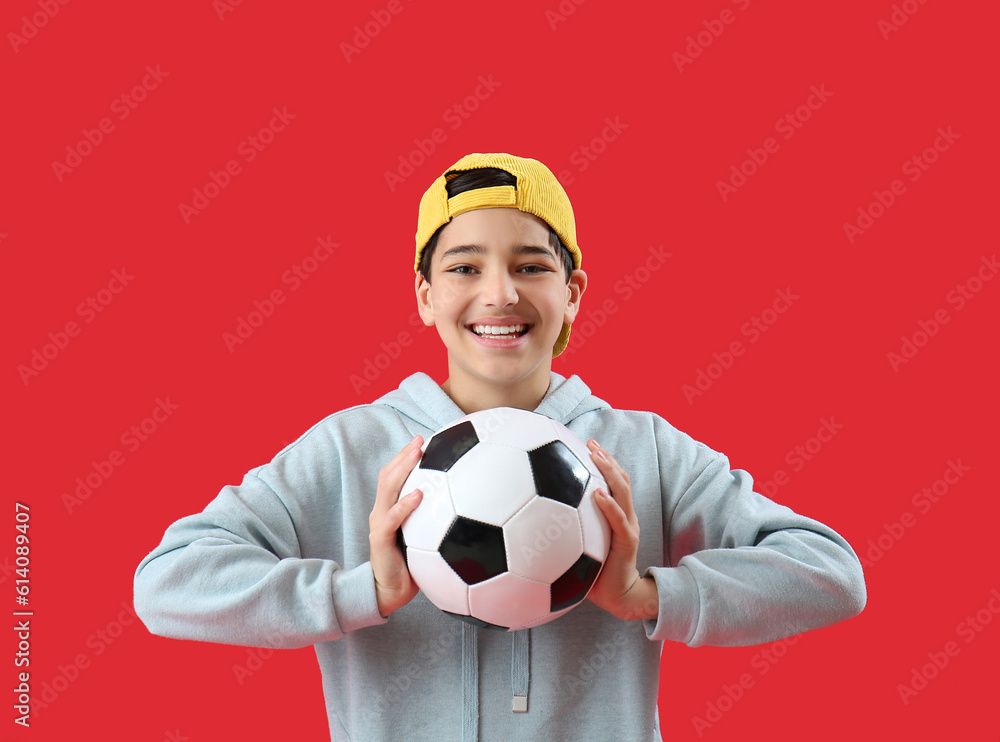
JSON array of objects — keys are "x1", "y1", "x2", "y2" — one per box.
[{"x1": 472, "y1": 324, "x2": 526, "y2": 336}]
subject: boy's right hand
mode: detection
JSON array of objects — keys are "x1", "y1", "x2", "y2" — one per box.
[{"x1": 369, "y1": 435, "x2": 424, "y2": 618}]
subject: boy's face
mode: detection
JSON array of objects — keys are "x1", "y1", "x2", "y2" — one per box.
[{"x1": 415, "y1": 208, "x2": 586, "y2": 398}]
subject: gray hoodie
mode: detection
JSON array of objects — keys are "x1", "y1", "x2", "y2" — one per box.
[{"x1": 134, "y1": 372, "x2": 866, "y2": 741}]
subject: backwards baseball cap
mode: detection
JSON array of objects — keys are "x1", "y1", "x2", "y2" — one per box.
[{"x1": 414, "y1": 153, "x2": 581, "y2": 357}]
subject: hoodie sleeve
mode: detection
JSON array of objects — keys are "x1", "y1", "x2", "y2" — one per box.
[
  {"x1": 133, "y1": 465, "x2": 388, "y2": 649},
  {"x1": 641, "y1": 416, "x2": 867, "y2": 647}
]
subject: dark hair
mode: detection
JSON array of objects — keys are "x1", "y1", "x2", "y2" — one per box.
[{"x1": 417, "y1": 167, "x2": 575, "y2": 283}]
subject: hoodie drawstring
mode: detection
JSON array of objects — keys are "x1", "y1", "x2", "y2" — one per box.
[
  {"x1": 462, "y1": 623, "x2": 479, "y2": 742},
  {"x1": 461, "y1": 625, "x2": 532, "y2": 741},
  {"x1": 512, "y1": 629, "x2": 530, "y2": 713}
]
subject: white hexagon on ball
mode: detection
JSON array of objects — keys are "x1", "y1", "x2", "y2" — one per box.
[
  {"x1": 504, "y1": 497, "x2": 583, "y2": 583},
  {"x1": 405, "y1": 547, "x2": 470, "y2": 616},
  {"x1": 473, "y1": 406, "x2": 561, "y2": 452},
  {"x1": 448, "y1": 443, "x2": 536, "y2": 526},
  {"x1": 468, "y1": 572, "x2": 551, "y2": 630}
]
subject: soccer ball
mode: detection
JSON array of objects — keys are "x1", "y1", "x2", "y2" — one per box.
[{"x1": 400, "y1": 407, "x2": 611, "y2": 631}]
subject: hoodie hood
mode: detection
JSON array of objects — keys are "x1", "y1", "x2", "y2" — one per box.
[{"x1": 374, "y1": 371, "x2": 611, "y2": 433}]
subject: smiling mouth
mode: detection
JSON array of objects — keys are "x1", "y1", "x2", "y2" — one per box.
[{"x1": 469, "y1": 323, "x2": 531, "y2": 338}]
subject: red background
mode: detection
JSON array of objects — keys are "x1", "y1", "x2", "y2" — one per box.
[{"x1": 4, "y1": 0, "x2": 998, "y2": 739}]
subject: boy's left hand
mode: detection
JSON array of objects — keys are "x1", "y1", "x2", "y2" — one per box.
[{"x1": 586, "y1": 440, "x2": 658, "y2": 622}]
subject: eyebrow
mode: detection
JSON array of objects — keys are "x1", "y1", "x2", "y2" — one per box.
[{"x1": 439, "y1": 244, "x2": 557, "y2": 261}]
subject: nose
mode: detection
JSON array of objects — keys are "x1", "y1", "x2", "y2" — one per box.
[{"x1": 480, "y1": 267, "x2": 518, "y2": 308}]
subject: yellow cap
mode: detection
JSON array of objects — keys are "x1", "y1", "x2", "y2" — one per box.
[{"x1": 414, "y1": 153, "x2": 581, "y2": 357}]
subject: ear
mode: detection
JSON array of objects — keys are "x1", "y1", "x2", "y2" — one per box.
[
  {"x1": 563, "y1": 269, "x2": 588, "y2": 325},
  {"x1": 415, "y1": 272, "x2": 435, "y2": 327}
]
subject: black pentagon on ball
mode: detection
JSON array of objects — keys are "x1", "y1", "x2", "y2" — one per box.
[
  {"x1": 443, "y1": 611, "x2": 508, "y2": 631},
  {"x1": 528, "y1": 440, "x2": 590, "y2": 508},
  {"x1": 420, "y1": 421, "x2": 479, "y2": 472},
  {"x1": 551, "y1": 553, "x2": 603, "y2": 612},
  {"x1": 439, "y1": 516, "x2": 507, "y2": 585}
]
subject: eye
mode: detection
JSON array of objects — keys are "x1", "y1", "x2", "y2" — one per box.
[
  {"x1": 518, "y1": 264, "x2": 552, "y2": 274},
  {"x1": 446, "y1": 265, "x2": 477, "y2": 275}
]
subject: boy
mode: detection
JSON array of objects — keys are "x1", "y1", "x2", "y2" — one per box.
[{"x1": 134, "y1": 153, "x2": 866, "y2": 741}]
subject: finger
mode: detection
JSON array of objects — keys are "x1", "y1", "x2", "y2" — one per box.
[
  {"x1": 386, "y1": 488, "x2": 423, "y2": 531},
  {"x1": 373, "y1": 436, "x2": 423, "y2": 513},
  {"x1": 593, "y1": 488, "x2": 636, "y2": 544},
  {"x1": 372, "y1": 489, "x2": 424, "y2": 545},
  {"x1": 587, "y1": 440, "x2": 635, "y2": 515},
  {"x1": 587, "y1": 439, "x2": 629, "y2": 481}
]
